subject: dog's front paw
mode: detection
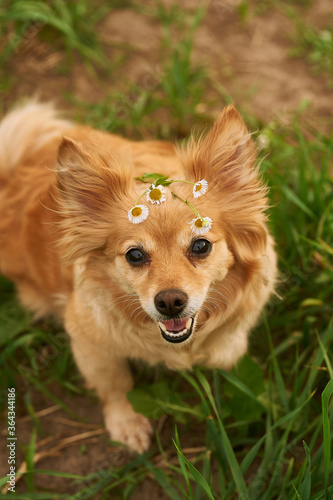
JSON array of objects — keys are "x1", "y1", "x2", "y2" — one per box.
[{"x1": 104, "y1": 403, "x2": 153, "y2": 454}]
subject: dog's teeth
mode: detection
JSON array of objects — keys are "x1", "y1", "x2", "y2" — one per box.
[
  {"x1": 186, "y1": 318, "x2": 192, "y2": 330},
  {"x1": 159, "y1": 322, "x2": 167, "y2": 332},
  {"x1": 163, "y1": 328, "x2": 188, "y2": 337}
]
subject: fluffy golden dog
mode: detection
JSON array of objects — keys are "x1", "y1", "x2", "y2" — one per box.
[{"x1": 0, "y1": 101, "x2": 276, "y2": 452}]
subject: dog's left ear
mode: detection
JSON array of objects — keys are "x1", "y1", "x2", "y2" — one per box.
[
  {"x1": 182, "y1": 105, "x2": 256, "y2": 182},
  {"x1": 182, "y1": 106, "x2": 268, "y2": 263}
]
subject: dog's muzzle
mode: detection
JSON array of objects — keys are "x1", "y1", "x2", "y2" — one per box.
[{"x1": 154, "y1": 289, "x2": 194, "y2": 343}]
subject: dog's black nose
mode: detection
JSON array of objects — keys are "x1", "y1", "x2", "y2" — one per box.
[{"x1": 154, "y1": 289, "x2": 188, "y2": 317}]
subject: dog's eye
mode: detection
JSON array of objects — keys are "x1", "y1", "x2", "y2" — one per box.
[
  {"x1": 191, "y1": 239, "x2": 212, "y2": 257},
  {"x1": 125, "y1": 248, "x2": 148, "y2": 266}
]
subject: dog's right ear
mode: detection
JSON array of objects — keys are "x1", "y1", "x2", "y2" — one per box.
[
  {"x1": 57, "y1": 137, "x2": 130, "y2": 216},
  {"x1": 56, "y1": 137, "x2": 132, "y2": 262}
]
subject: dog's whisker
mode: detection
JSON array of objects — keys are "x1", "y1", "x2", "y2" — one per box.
[
  {"x1": 113, "y1": 297, "x2": 140, "y2": 308},
  {"x1": 209, "y1": 287, "x2": 233, "y2": 307},
  {"x1": 119, "y1": 300, "x2": 142, "y2": 316},
  {"x1": 205, "y1": 295, "x2": 228, "y2": 312},
  {"x1": 132, "y1": 309, "x2": 150, "y2": 323},
  {"x1": 111, "y1": 295, "x2": 141, "y2": 308},
  {"x1": 129, "y1": 305, "x2": 147, "y2": 322}
]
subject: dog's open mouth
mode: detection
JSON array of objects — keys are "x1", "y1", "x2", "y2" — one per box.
[{"x1": 158, "y1": 316, "x2": 194, "y2": 344}]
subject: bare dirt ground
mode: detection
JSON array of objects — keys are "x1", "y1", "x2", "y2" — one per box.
[
  {"x1": 2, "y1": 0, "x2": 333, "y2": 128},
  {"x1": 1, "y1": 0, "x2": 332, "y2": 496}
]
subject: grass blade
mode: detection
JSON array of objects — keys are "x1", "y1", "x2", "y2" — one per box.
[
  {"x1": 144, "y1": 461, "x2": 183, "y2": 500},
  {"x1": 25, "y1": 428, "x2": 37, "y2": 493},
  {"x1": 265, "y1": 319, "x2": 290, "y2": 412},
  {"x1": 321, "y1": 378, "x2": 333, "y2": 498},
  {"x1": 195, "y1": 369, "x2": 250, "y2": 500},
  {"x1": 218, "y1": 369, "x2": 266, "y2": 409},
  {"x1": 241, "y1": 389, "x2": 316, "y2": 478},
  {"x1": 298, "y1": 441, "x2": 312, "y2": 500},
  {"x1": 174, "y1": 427, "x2": 194, "y2": 499},
  {"x1": 279, "y1": 184, "x2": 315, "y2": 219},
  {"x1": 173, "y1": 428, "x2": 214, "y2": 500},
  {"x1": 316, "y1": 331, "x2": 333, "y2": 379}
]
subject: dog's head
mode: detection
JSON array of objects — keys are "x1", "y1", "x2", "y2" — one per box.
[{"x1": 57, "y1": 106, "x2": 268, "y2": 345}]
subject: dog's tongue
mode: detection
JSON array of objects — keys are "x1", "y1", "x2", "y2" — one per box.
[{"x1": 162, "y1": 317, "x2": 189, "y2": 332}]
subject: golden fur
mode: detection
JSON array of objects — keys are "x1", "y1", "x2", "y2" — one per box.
[{"x1": 0, "y1": 101, "x2": 277, "y2": 452}]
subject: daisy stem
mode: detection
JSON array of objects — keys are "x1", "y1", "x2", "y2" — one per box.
[
  {"x1": 171, "y1": 192, "x2": 203, "y2": 220},
  {"x1": 134, "y1": 189, "x2": 149, "y2": 206}
]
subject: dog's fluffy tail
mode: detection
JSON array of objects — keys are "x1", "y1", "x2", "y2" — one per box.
[{"x1": 0, "y1": 100, "x2": 73, "y2": 177}]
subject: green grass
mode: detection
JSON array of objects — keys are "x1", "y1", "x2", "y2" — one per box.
[
  {"x1": 0, "y1": 0, "x2": 109, "y2": 69},
  {"x1": 291, "y1": 17, "x2": 333, "y2": 87},
  {"x1": 0, "y1": 1, "x2": 333, "y2": 498}
]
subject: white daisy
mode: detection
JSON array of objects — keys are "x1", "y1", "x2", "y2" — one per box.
[
  {"x1": 189, "y1": 216, "x2": 212, "y2": 235},
  {"x1": 146, "y1": 184, "x2": 166, "y2": 204},
  {"x1": 193, "y1": 179, "x2": 208, "y2": 198},
  {"x1": 128, "y1": 204, "x2": 149, "y2": 224}
]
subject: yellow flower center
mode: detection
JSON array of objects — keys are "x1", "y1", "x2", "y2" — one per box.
[
  {"x1": 149, "y1": 188, "x2": 162, "y2": 201},
  {"x1": 195, "y1": 183, "x2": 202, "y2": 192},
  {"x1": 132, "y1": 206, "x2": 142, "y2": 217},
  {"x1": 195, "y1": 218, "x2": 203, "y2": 228}
]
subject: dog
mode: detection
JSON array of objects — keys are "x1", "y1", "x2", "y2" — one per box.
[{"x1": 0, "y1": 101, "x2": 277, "y2": 452}]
